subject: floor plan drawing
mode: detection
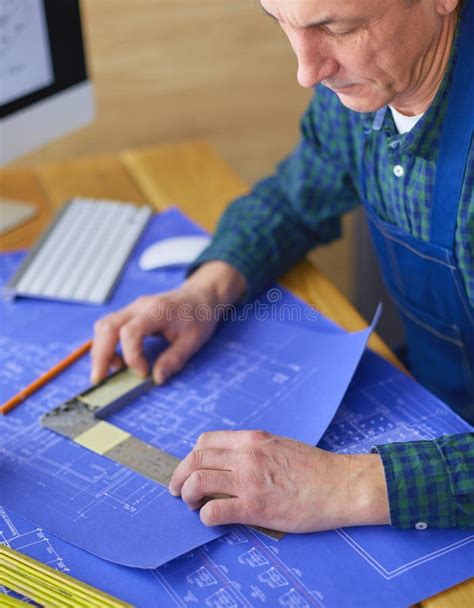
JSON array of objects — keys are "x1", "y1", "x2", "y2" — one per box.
[
  {"x1": 0, "y1": 505, "x2": 69, "y2": 602},
  {"x1": 318, "y1": 351, "x2": 474, "y2": 580},
  {"x1": 1, "y1": 209, "x2": 472, "y2": 606},
  {"x1": 2, "y1": 492, "x2": 471, "y2": 608},
  {"x1": 0, "y1": 211, "x2": 377, "y2": 568}
]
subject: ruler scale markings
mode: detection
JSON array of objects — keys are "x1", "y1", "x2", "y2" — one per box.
[{"x1": 41, "y1": 367, "x2": 284, "y2": 539}]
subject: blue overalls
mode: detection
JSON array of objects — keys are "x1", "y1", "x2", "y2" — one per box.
[{"x1": 360, "y1": 2, "x2": 474, "y2": 424}]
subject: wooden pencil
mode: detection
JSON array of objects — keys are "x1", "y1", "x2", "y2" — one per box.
[{"x1": 0, "y1": 339, "x2": 93, "y2": 415}]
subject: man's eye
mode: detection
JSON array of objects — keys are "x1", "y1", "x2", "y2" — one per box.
[{"x1": 321, "y1": 26, "x2": 357, "y2": 38}]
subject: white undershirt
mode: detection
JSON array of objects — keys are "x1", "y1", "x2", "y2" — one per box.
[{"x1": 389, "y1": 106, "x2": 425, "y2": 134}]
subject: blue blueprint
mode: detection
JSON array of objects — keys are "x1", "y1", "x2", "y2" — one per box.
[
  {"x1": 1, "y1": 353, "x2": 473, "y2": 608},
  {"x1": 0, "y1": 209, "x2": 377, "y2": 568}
]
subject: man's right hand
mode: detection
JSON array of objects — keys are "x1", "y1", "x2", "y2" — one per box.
[{"x1": 90, "y1": 261, "x2": 247, "y2": 385}]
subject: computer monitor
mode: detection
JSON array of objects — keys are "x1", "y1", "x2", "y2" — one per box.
[{"x1": 0, "y1": 0, "x2": 94, "y2": 165}]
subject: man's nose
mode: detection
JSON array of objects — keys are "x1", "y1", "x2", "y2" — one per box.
[{"x1": 291, "y1": 30, "x2": 339, "y2": 88}]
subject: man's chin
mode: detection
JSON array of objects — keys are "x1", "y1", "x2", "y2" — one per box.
[{"x1": 327, "y1": 85, "x2": 388, "y2": 113}]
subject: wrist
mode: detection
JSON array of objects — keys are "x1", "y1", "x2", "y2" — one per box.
[
  {"x1": 184, "y1": 261, "x2": 247, "y2": 308},
  {"x1": 347, "y1": 454, "x2": 390, "y2": 526}
]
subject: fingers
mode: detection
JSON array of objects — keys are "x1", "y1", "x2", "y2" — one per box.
[
  {"x1": 92, "y1": 297, "x2": 169, "y2": 383},
  {"x1": 110, "y1": 353, "x2": 124, "y2": 372},
  {"x1": 195, "y1": 429, "x2": 271, "y2": 451},
  {"x1": 91, "y1": 288, "x2": 219, "y2": 386},
  {"x1": 200, "y1": 497, "x2": 245, "y2": 527},
  {"x1": 181, "y1": 470, "x2": 236, "y2": 510},
  {"x1": 168, "y1": 443, "x2": 247, "y2": 527},
  {"x1": 169, "y1": 431, "x2": 279, "y2": 529},
  {"x1": 119, "y1": 314, "x2": 158, "y2": 378},
  {"x1": 152, "y1": 332, "x2": 203, "y2": 385},
  {"x1": 169, "y1": 448, "x2": 234, "y2": 496},
  {"x1": 91, "y1": 308, "x2": 133, "y2": 383}
]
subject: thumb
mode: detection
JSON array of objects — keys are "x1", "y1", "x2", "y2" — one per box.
[{"x1": 152, "y1": 333, "x2": 203, "y2": 384}]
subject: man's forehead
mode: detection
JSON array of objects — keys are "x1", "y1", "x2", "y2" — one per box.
[{"x1": 259, "y1": 0, "x2": 384, "y2": 27}]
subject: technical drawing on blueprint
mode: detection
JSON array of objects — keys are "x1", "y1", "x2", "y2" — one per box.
[
  {"x1": 1, "y1": 209, "x2": 472, "y2": 606},
  {"x1": 1, "y1": 360, "x2": 473, "y2": 607},
  {"x1": 1, "y1": 350, "x2": 473, "y2": 608},
  {"x1": 151, "y1": 353, "x2": 473, "y2": 607},
  {"x1": 317, "y1": 351, "x2": 474, "y2": 585},
  {"x1": 0, "y1": 313, "x2": 375, "y2": 567},
  {"x1": 0, "y1": 505, "x2": 69, "y2": 603},
  {"x1": 0, "y1": 210, "x2": 377, "y2": 567},
  {"x1": 0, "y1": 504, "x2": 327, "y2": 608}
]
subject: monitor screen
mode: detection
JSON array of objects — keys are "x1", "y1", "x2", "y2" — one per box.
[{"x1": 0, "y1": 0, "x2": 94, "y2": 164}]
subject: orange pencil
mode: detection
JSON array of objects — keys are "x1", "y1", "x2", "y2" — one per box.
[{"x1": 1, "y1": 339, "x2": 93, "y2": 415}]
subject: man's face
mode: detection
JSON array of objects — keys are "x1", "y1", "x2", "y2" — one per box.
[{"x1": 260, "y1": 0, "x2": 450, "y2": 112}]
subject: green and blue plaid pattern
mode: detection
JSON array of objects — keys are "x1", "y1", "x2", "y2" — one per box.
[
  {"x1": 373, "y1": 433, "x2": 474, "y2": 528},
  {"x1": 193, "y1": 59, "x2": 473, "y2": 305},
  {"x1": 190, "y1": 29, "x2": 474, "y2": 528}
]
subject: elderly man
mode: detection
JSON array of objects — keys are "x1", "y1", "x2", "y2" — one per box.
[{"x1": 91, "y1": 0, "x2": 473, "y2": 533}]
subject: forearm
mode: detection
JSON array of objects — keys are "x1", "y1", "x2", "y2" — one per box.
[
  {"x1": 347, "y1": 453, "x2": 391, "y2": 527},
  {"x1": 188, "y1": 88, "x2": 360, "y2": 302},
  {"x1": 184, "y1": 260, "x2": 247, "y2": 307},
  {"x1": 188, "y1": 179, "x2": 332, "y2": 302},
  {"x1": 345, "y1": 432, "x2": 474, "y2": 530}
]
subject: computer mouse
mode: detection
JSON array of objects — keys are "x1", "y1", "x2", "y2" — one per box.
[{"x1": 138, "y1": 235, "x2": 212, "y2": 270}]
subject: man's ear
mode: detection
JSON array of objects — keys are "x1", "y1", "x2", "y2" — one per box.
[{"x1": 434, "y1": 0, "x2": 460, "y2": 17}]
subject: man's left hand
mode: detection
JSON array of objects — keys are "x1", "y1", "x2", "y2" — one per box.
[{"x1": 169, "y1": 430, "x2": 390, "y2": 532}]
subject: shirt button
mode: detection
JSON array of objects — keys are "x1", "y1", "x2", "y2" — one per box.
[
  {"x1": 393, "y1": 164, "x2": 405, "y2": 177},
  {"x1": 415, "y1": 522, "x2": 428, "y2": 530}
]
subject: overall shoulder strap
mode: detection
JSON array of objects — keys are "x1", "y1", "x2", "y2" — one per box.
[{"x1": 430, "y1": 1, "x2": 474, "y2": 250}]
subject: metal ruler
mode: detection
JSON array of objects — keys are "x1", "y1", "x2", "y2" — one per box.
[
  {"x1": 42, "y1": 368, "x2": 180, "y2": 486},
  {"x1": 0, "y1": 544, "x2": 131, "y2": 608},
  {"x1": 41, "y1": 367, "x2": 284, "y2": 540}
]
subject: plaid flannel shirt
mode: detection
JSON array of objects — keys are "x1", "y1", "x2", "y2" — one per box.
[{"x1": 190, "y1": 32, "x2": 474, "y2": 528}]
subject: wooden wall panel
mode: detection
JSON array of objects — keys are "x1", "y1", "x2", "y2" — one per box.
[{"x1": 13, "y1": 0, "x2": 309, "y2": 182}]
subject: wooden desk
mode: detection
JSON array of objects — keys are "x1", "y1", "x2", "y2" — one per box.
[{"x1": 0, "y1": 141, "x2": 471, "y2": 607}]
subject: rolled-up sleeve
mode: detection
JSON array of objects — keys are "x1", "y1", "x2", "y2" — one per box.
[{"x1": 372, "y1": 432, "x2": 474, "y2": 529}]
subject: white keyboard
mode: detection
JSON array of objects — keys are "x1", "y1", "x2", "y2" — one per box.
[{"x1": 7, "y1": 198, "x2": 152, "y2": 304}]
